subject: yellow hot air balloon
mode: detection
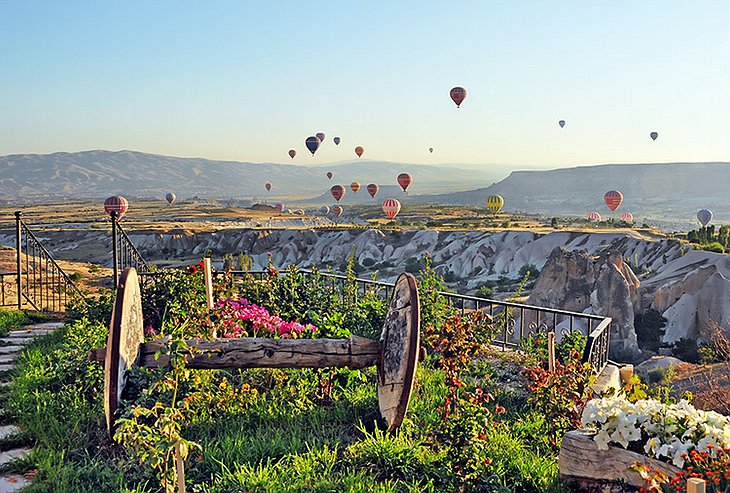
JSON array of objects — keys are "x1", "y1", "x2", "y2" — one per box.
[{"x1": 485, "y1": 195, "x2": 504, "y2": 214}]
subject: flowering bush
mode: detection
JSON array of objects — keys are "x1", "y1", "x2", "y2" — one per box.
[
  {"x1": 581, "y1": 397, "x2": 730, "y2": 468},
  {"x1": 213, "y1": 297, "x2": 316, "y2": 339}
]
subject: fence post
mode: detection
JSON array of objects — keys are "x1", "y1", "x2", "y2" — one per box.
[
  {"x1": 111, "y1": 211, "x2": 119, "y2": 288},
  {"x1": 14, "y1": 211, "x2": 22, "y2": 310},
  {"x1": 687, "y1": 478, "x2": 706, "y2": 493},
  {"x1": 547, "y1": 331, "x2": 556, "y2": 371}
]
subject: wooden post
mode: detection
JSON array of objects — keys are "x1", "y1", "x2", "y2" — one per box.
[
  {"x1": 547, "y1": 332, "x2": 556, "y2": 372},
  {"x1": 175, "y1": 441, "x2": 186, "y2": 493},
  {"x1": 203, "y1": 258, "x2": 213, "y2": 311},
  {"x1": 687, "y1": 478, "x2": 706, "y2": 493},
  {"x1": 619, "y1": 364, "x2": 634, "y2": 384},
  {"x1": 14, "y1": 211, "x2": 22, "y2": 309}
]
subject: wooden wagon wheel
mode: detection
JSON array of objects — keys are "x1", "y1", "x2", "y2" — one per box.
[
  {"x1": 104, "y1": 267, "x2": 144, "y2": 435},
  {"x1": 378, "y1": 272, "x2": 420, "y2": 430}
]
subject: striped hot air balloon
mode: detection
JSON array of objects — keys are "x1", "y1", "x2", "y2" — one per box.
[
  {"x1": 604, "y1": 190, "x2": 623, "y2": 211},
  {"x1": 350, "y1": 182, "x2": 361, "y2": 193},
  {"x1": 382, "y1": 198, "x2": 401, "y2": 219},
  {"x1": 450, "y1": 86, "x2": 467, "y2": 107},
  {"x1": 367, "y1": 183, "x2": 379, "y2": 198},
  {"x1": 104, "y1": 196, "x2": 129, "y2": 220},
  {"x1": 587, "y1": 212, "x2": 602, "y2": 221},
  {"x1": 485, "y1": 195, "x2": 504, "y2": 214},
  {"x1": 620, "y1": 212, "x2": 634, "y2": 223},
  {"x1": 332, "y1": 205, "x2": 343, "y2": 217}
]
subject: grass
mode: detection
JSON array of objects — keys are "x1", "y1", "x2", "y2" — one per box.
[{"x1": 0, "y1": 310, "x2": 32, "y2": 337}]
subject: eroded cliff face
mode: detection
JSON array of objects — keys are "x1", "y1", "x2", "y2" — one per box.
[
  {"x1": 527, "y1": 249, "x2": 642, "y2": 360},
  {"x1": 1, "y1": 227, "x2": 727, "y2": 355}
]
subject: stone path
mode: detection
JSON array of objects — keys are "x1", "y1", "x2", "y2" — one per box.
[{"x1": 0, "y1": 321, "x2": 63, "y2": 492}]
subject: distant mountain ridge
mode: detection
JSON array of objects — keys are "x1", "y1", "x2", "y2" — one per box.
[
  {"x1": 414, "y1": 162, "x2": 730, "y2": 228},
  {"x1": 0, "y1": 150, "x2": 502, "y2": 202}
]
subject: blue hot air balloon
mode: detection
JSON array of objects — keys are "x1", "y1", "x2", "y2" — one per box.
[
  {"x1": 305, "y1": 136, "x2": 321, "y2": 156},
  {"x1": 697, "y1": 209, "x2": 713, "y2": 226}
]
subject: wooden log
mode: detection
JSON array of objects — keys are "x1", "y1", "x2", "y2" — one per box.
[
  {"x1": 559, "y1": 430, "x2": 681, "y2": 489},
  {"x1": 687, "y1": 478, "x2": 706, "y2": 493},
  {"x1": 139, "y1": 336, "x2": 381, "y2": 370}
]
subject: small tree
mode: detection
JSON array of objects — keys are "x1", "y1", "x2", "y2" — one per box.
[{"x1": 634, "y1": 308, "x2": 667, "y2": 352}]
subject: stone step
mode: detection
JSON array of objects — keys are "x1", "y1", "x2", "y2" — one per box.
[
  {"x1": 22, "y1": 322, "x2": 63, "y2": 329},
  {"x1": 0, "y1": 348, "x2": 21, "y2": 356},
  {"x1": 0, "y1": 339, "x2": 34, "y2": 346},
  {"x1": 6, "y1": 330, "x2": 55, "y2": 338},
  {"x1": 0, "y1": 475, "x2": 30, "y2": 492},
  {"x1": 0, "y1": 356, "x2": 14, "y2": 365},
  {"x1": 0, "y1": 365, "x2": 16, "y2": 373},
  {"x1": 0, "y1": 448, "x2": 30, "y2": 467},
  {"x1": 0, "y1": 426, "x2": 20, "y2": 441}
]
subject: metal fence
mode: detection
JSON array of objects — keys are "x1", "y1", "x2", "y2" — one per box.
[
  {"x1": 0, "y1": 272, "x2": 17, "y2": 307},
  {"x1": 112, "y1": 219, "x2": 149, "y2": 287},
  {"x1": 223, "y1": 268, "x2": 612, "y2": 374},
  {"x1": 15, "y1": 212, "x2": 85, "y2": 311}
]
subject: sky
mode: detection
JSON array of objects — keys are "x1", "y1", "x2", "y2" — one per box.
[{"x1": 2, "y1": 1, "x2": 730, "y2": 169}]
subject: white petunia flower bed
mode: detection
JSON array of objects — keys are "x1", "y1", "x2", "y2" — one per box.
[{"x1": 581, "y1": 397, "x2": 730, "y2": 468}]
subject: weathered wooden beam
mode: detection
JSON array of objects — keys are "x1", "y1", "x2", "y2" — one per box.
[{"x1": 133, "y1": 335, "x2": 381, "y2": 370}]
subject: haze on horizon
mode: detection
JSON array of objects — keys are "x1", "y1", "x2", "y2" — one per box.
[{"x1": 2, "y1": 1, "x2": 730, "y2": 170}]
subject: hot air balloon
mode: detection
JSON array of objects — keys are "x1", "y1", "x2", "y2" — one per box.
[
  {"x1": 604, "y1": 190, "x2": 623, "y2": 211},
  {"x1": 320, "y1": 205, "x2": 330, "y2": 215},
  {"x1": 450, "y1": 86, "x2": 467, "y2": 108},
  {"x1": 326, "y1": 171, "x2": 334, "y2": 180},
  {"x1": 104, "y1": 196, "x2": 129, "y2": 220},
  {"x1": 650, "y1": 132, "x2": 658, "y2": 141},
  {"x1": 165, "y1": 192, "x2": 176, "y2": 205},
  {"x1": 275, "y1": 203, "x2": 284, "y2": 212},
  {"x1": 334, "y1": 136, "x2": 341, "y2": 145},
  {"x1": 316, "y1": 132, "x2": 326, "y2": 144},
  {"x1": 265, "y1": 182, "x2": 272, "y2": 192},
  {"x1": 306, "y1": 136, "x2": 321, "y2": 156},
  {"x1": 559, "y1": 120, "x2": 566, "y2": 128},
  {"x1": 330, "y1": 184, "x2": 346, "y2": 202},
  {"x1": 382, "y1": 198, "x2": 401, "y2": 219},
  {"x1": 428, "y1": 147, "x2": 434, "y2": 153},
  {"x1": 587, "y1": 212, "x2": 602, "y2": 221},
  {"x1": 620, "y1": 212, "x2": 634, "y2": 223},
  {"x1": 296, "y1": 209, "x2": 305, "y2": 216},
  {"x1": 397, "y1": 173, "x2": 412, "y2": 192},
  {"x1": 697, "y1": 209, "x2": 713, "y2": 226},
  {"x1": 288, "y1": 149, "x2": 296, "y2": 159},
  {"x1": 367, "y1": 183, "x2": 379, "y2": 198},
  {"x1": 332, "y1": 205, "x2": 343, "y2": 217},
  {"x1": 355, "y1": 146, "x2": 364, "y2": 158},
  {"x1": 485, "y1": 195, "x2": 504, "y2": 214},
  {"x1": 350, "y1": 182, "x2": 361, "y2": 193}
]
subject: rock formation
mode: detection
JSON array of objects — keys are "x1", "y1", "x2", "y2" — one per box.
[{"x1": 528, "y1": 249, "x2": 641, "y2": 360}]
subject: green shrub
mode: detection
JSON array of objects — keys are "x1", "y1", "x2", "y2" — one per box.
[{"x1": 634, "y1": 308, "x2": 667, "y2": 353}]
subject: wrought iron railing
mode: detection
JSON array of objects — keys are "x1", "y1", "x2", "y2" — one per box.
[
  {"x1": 15, "y1": 212, "x2": 85, "y2": 311},
  {"x1": 0, "y1": 273, "x2": 17, "y2": 307},
  {"x1": 114, "y1": 221, "x2": 149, "y2": 276},
  {"x1": 227, "y1": 268, "x2": 613, "y2": 374}
]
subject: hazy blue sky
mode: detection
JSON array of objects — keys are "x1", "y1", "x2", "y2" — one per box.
[{"x1": 2, "y1": 1, "x2": 730, "y2": 168}]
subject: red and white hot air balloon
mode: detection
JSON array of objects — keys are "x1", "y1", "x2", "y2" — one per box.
[
  {"x1": 382, "y1": 198, "x2": 401, "y2": 219},
  {"x1": 332, "y1": 205, "x2": 343, "y2": 217},
  {"x1": 330, "y1": 184, "x2": 346, "y2": 202},
  {"x1": 275, "y1": 203, "x2": 284, "y2": 212},
  {"x1": 350, "y1": 181, "x2": 361, "y2": 193},
  {"x1": 366, "y1": 183, "x2": 379, "y2": 198},
  {"x1": 586, "y1": 212, "x2": 602, "y2": 221},
  {"x1": 604, "y1": 190, "x2": 623, "y2": 211},
  {"x1": 397, "y1": 173, "x2": 412, "y2": 192},
  {"x1": 104, "y1": 196, "x2": 129, "y2": 220},
  {"x1": 620, "y1": 212, "x2": 634, "y2": 223},
  {"x1": 450, "y1": 86, "x2": 467, "y2": 108}
]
